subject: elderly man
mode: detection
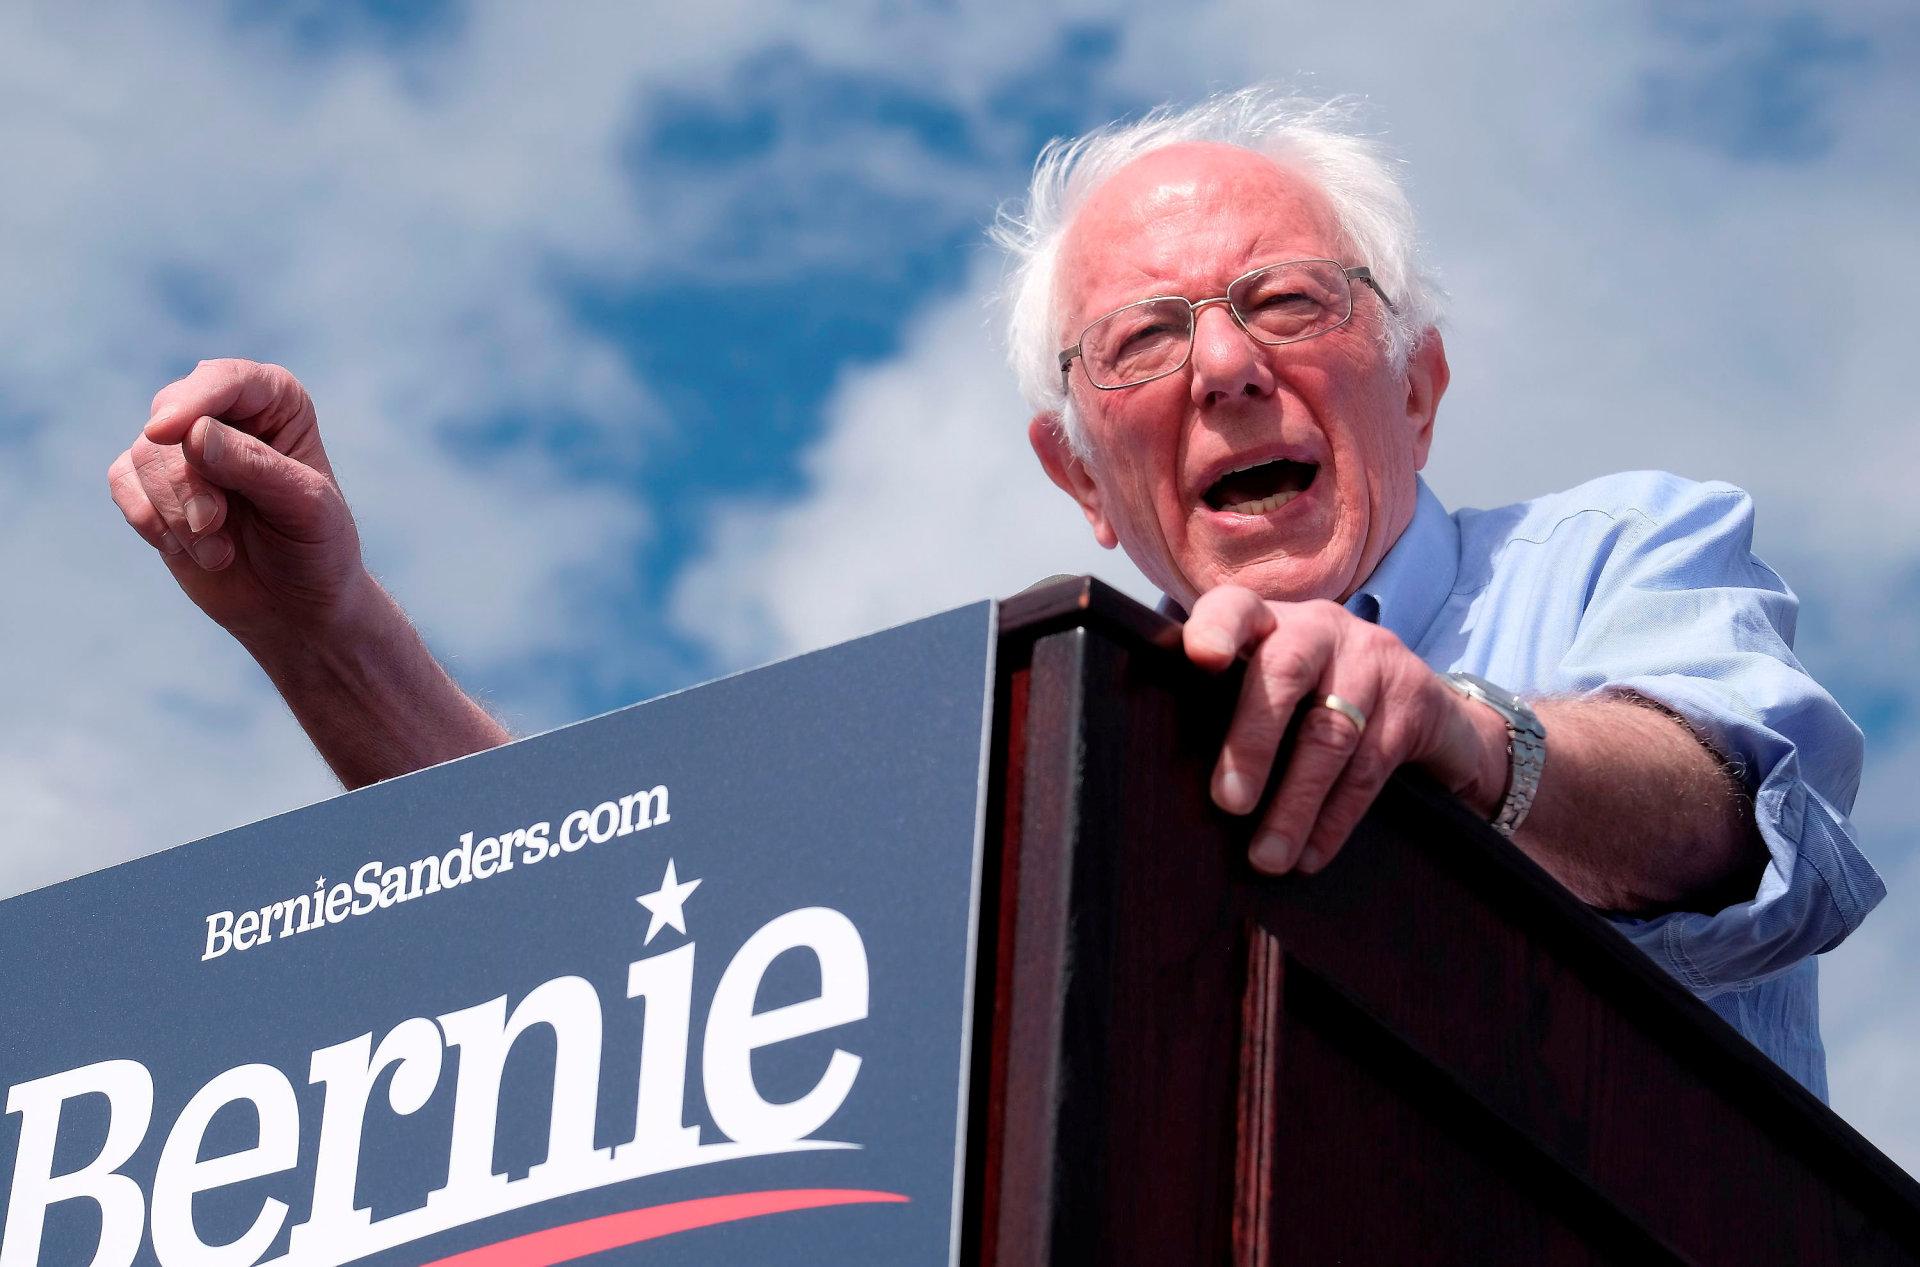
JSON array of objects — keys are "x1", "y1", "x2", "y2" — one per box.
[{"x1": 109, "y1": 90, "x2": 1877, "y2": 1098}]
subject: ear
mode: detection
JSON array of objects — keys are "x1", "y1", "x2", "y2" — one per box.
[
  {"x1": 1403, "y1": 328, "x2": 1451, "y2": 470},
  {"x1": 1028, "y1": 411, "x2": 1118, "y2": 549}
]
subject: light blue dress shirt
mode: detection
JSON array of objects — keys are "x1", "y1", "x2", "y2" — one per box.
[{"x1": 1343, "y1": 471, "x2": 1883, "y2": 1099}]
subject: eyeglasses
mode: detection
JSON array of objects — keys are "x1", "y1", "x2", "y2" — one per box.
[{"x1": 1057, "y1": 259, "x2": 1396, "y2": 391}]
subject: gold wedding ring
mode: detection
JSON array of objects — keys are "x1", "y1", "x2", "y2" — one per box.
[{"x1": 1319, "y1": 693, "x2": 1368, "y2": 736}]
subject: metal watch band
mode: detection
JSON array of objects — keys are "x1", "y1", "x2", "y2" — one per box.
[{"x1": 1443, "y1": 672, "x2": 1547, "y2": 837}]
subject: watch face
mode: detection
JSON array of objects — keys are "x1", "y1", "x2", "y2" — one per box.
[{"x1": 1453, "y1": 672, "x2": 1522, "y2": 712}]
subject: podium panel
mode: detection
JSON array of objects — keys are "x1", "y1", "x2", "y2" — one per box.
[
  {"x1": 0, "y1": 605, "x2": 996, "y2": 1266},
  {"x1": 976, "y1": 578, "x2": 1920, "y2": 1266}
]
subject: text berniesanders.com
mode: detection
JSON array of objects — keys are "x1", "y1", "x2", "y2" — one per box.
[{"x1": 202, "y1": 782, "x2": 671, "y2": 961}]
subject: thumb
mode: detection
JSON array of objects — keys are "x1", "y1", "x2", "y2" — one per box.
[
  {"x1": 182, "y1": 416, "x2": 341, "y2": 535},
  {"x1": 1183, "y1": 584, "x2": 1279, "y2": 670}
]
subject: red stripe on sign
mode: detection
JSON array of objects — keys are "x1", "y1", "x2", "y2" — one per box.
[{"x1": 421, "y1": 1189, "x2": 911, "y2": 1266}]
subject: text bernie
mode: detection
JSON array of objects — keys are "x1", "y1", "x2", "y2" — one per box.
[{"x1": 2, "y1": 906, "x2": 869, "y2": 1266}]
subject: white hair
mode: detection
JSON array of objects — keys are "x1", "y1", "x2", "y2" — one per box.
[{"x1": 990, "y1": 87, "x2": 1443, "y2": 455}]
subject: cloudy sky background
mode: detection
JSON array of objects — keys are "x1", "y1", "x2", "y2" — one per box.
[{"x1": 6, "y1": 0, "x2": 1918, "y2": 1166}]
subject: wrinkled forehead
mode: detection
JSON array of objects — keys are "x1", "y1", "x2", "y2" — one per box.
[{"x1": 1056, "y1": 142, "x2": 1346, "y2": 335}]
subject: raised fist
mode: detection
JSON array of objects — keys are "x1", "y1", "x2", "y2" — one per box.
[{"x1": 108, "y1": 359, "x2": 370, "y2": 648}]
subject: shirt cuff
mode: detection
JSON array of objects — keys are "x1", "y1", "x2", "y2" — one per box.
[{"x1": 1581, "y1": 673, "x2": 1884, "y2": 997}]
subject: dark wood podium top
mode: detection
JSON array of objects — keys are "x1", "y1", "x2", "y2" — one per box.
[{"x1": 970, "y1": 575, "x2": 1920, "y2": 1266}]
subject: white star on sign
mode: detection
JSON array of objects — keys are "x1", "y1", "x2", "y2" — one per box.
[{"x1": 636, "y1": 859, "x2": 701, "y2": 945}]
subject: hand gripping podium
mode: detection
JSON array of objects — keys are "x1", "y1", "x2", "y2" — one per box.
[
  {"x1": 3, "y1": 577, "x2": 1917, "y2": 1265},
  {"x1": 979, "y1": 577, "x2": 1920, "y2": 1265}
]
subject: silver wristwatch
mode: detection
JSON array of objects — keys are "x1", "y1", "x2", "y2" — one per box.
[{"x1": 1443, "y1": 672, "x2": 1546, "y2": 837}]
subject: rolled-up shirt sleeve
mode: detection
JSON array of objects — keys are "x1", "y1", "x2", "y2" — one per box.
[{"x1": 1548, "y1": 476, "x2": 1884, "y2": 996}]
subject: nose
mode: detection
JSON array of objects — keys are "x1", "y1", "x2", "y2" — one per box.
[{"x1": 1188, "y1": 299, "x2": 1275, "y2": 408}]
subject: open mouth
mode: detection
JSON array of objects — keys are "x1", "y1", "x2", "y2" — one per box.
[{"x1": 1202, "y1": 458, "x2": 1319, "y2": 515}]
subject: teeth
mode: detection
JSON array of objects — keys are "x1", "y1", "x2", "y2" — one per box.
[
  {"x1": 1224, "y1": 490, "x2": 1300, "y2": 516},
  {"x1": 1225, "y1": 458, "x2": 1282, "y2": 477}
]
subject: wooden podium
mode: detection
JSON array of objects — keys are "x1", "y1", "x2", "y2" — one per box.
[{"x1": 967, "y1": 577, "x2": 1920, "y2": 1266}]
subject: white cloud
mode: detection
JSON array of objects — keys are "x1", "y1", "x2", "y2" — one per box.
[
  {"x1": 0, "y1": 3, "x2": 687, "y2": 889},
  {"x1": 670, "y1": 261, "x2": 1157, "y2": 666},
  {"x1": 1819, "y1": 725, "x2": 1920, "y2": 1173},
  {"x1": 0, "y1": 0, "x2": 1098, "y2": 889}
]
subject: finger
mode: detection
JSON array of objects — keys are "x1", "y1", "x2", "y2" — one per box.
[
  {"x1": 144, "y1": 359, "x2": 310, "y2": 445},
  {"x1": 1293, "y1": 716, "x2": 1400, "y2": 875},
  {"x1": 1249, "y1": 679, "x2": 1377, "y2": 875},
  {"x1": 181, "y1": 416, "x2": 337, "y2": 536},
  {"x1": 1183, "y1": 584, "x2": 1277, "y2": 671},
  {"x1": 130, "y1": 438, "x2": 234, "y2": 570},
  {"x1": 107, "y1": 450, "x2": 186, "y2": 557},
  {"x1": 1295, "y1": 659, "x2": 1477, "y2": 872},
  {"x1": 1213, "y1": 615, "x2": 1332, "y2": 815}
]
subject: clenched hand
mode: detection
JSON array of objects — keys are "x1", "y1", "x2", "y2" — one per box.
[{"x1": 107, "y1": 359, "x2": 370, "y2": 648}]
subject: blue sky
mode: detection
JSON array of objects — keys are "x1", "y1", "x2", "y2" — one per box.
[{"x1": 5, "y1": 0, "x2": 1919, "y2": 1165}]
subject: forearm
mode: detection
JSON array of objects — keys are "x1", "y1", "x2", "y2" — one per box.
[
  {"x1": 240, "y1": 574, "x2": 509, "y2": 789},
  {"x1": 1490, "y1": 695, "x2": 1765, "y2": 915}
]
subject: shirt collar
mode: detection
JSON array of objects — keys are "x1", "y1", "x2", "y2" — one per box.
[
  {"x1": 1343, "y1": 476, "x2": 1457, "y2": 645},
  {"x1": 1153, "y1": 477, "x2": 1458, "y2": 643}
]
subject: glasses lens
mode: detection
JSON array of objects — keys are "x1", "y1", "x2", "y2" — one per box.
[
  {"x1": 1081, "y1": 298, "x2": 1194, "y2": 388},
  {"x1": 1230, "y1": 261, "x2": 1350, "y2": 345}
]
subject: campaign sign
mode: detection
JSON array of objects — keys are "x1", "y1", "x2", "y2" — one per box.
[{"x1": 0, "y1": 603, "x2": 996, "y2": 1266}]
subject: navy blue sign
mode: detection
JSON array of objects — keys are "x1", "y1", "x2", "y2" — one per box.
[{"x1": 0, "y1": 603, "x2": 996, "y2": 1265}]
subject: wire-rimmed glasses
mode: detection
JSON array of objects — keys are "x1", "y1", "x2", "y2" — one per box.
[{"x1": 1058, "y1": 259, "x2": 1396, "y2": 391}]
